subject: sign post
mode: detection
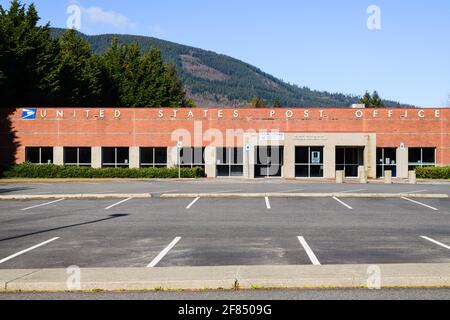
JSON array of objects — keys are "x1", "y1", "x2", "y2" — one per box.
[
  {"x1": 177, "y1": 142, "x2": 183, "y2": 179},
  {"x1": 245, "y1": 144, "x2": 251, "y2": 179}
]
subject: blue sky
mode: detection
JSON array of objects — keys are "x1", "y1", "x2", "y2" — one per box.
[{"x1": 2, "y1": 0, "x2": 449, "y2": 107}]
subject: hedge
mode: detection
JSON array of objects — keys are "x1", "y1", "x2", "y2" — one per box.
[
  {"x1": 2, "y1": 163, "x2": 206, "y2": 179},
  {"x1": 416, "y1": 166, "x2": 450, "y2": 180}
]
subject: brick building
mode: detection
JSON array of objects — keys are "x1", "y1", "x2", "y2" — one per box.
[{"x1": 3, "y1": 107, "x2": 449, "y2": 179}]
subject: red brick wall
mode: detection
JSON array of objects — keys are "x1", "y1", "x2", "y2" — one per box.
[{"x1": 5, "y1": 108, "x2": 450, "y2": 165}]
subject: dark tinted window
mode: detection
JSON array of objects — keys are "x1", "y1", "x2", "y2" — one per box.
[
  {"x1": 140, "y1": 148, "x2": 154, "y2": 164},
  {"x1": 79, "y1": 148, "x2": 91, "y2": 164},
  {"x1": 102, "y1": 148, "x2": 115, "y2": 164},
  {"x1": 25, "y1": 147, "x2": 40, "y2": 163},
  {"x1": 422, "y1": 148, "x2": 435, "y2": 163},
  {"x1": 154, "y1": 148, "x2": 167, "y2": 164},
  {"x1": 295, "y1": 147, "x2": 309, "y2": 164},
  {"x1": 41, "y1": 148, "x2": 53, "y2": 164},
  {"x1": 408, "y1": 148, "x2": 422, "y2": 163},
  {"x1": 64, "y1": 148, "x2": 78, "y2": 164},
  {"x1": 116, "y1": 148, "x2": 129, "y2": 164}
]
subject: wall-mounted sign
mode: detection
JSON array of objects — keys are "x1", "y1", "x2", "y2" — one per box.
[
  {"x1": 311, "y1": 151, "x2": 321, "y2": 164},
  {"x1": 259, "y1": 132, "x2": 285, "y2": 141}
]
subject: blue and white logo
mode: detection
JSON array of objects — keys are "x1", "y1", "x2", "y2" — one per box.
[{"x1": 22, "y1": 108, "x2": 37, "y2": 120}]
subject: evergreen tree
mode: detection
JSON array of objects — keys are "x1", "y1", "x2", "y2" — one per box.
[
  {"x1": 359, "y1": 91, "x2": 386, "y2": 108},
  {"x1": 250, "y1": 97, "x2": 267, "y2": 108},
  {"x1": 0, "y1": 0, "x2": 60, "y2": 107},
  {"x1": 359, "y1": 91, "x2": 373, "y2": 108},
  {"x1": 371, "y1": 91, "x2": 385, "y2": 108},
  {"x1": 55, "y1": 29, "x2": 102, "y2": 106}
]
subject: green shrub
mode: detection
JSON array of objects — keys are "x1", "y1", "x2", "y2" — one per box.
[
  {"x1": 416, "y1": 166, "x2": 450, "y2": 179},
  {"x1": 2, "y1": 163, "x2": 206, "y2": 179}
]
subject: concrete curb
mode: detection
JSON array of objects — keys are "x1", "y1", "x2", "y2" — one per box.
[
  {"x1": 0, "y1": 194, "x2": 152, "y2": 200},
  {"x1": 0, "y1": 178, "x2": 207, "y2": 184},
  {"x1": 1, "y1": 264, "x2": 449, "y2": 292},
  {"x1": 160, "y1": 193, "x2": 449, "y2": 199}
]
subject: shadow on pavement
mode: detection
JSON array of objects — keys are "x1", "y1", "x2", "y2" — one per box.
[{"x1": 0, "y1": 214, "x2": 129, "y2": 242}]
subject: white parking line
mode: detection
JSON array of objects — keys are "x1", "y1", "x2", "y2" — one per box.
[
  {"x1": 277, "y1": 188, "x2": 305, "y2": 193},
  {"x1": 206, "y1": 190, "x2": 242, "y2": 194},
  {"x1": 341, "y1": 189, "x2": 367, "y2": 193},
  {"x1": 421, "y1": 236, "x2": 450, "y2": 250},
  {"x1": 21, "y1": 199, "x2": 65, "y2": 211},
  {"x1": 0, "y1": 237, "x2": 59, "y2": 264},
  {"x1": 105, "y1": 198, "x2": 133, "y2": 210},
  {"x1": 298, "y1": 236, "x2": 321, "y2": 266},
  {"x1": 155, "y1": 189, "x2": 180, "y2": 194},
  {"x1": 405, "y1": 190, "x2": 428, "y2": 194},
  {"x1": 401, "y1": 197, "x2": 438, "y2": 211},
  {"x1": 265, "y1": 197, "x2": 271, "y2": 209},
  {"x1": 332, "y1": 196, "x2": 353, "y2": 210},
  {"x1": 147, "y1": 237, "x2": 182, "y2": 268},
  {"x1": 186, "y1": 197, "x2": 200, "y2": 209}
]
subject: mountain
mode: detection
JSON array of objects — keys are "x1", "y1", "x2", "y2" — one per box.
[{"x1": 50, "y1": 28, "x2": 413, "y2": 108}]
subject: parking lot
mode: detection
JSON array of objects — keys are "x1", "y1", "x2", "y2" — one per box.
[{"x1": 0, "y1": 180, "x2": 449, "y2": 270}]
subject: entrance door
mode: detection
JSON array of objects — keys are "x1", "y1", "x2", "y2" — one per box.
[
  {"x1": 336, "y1": 147, "x2": 364, "y2": 177},
  {"x1": 255, "y1": 146, "x2": 284, "y2": 178},
  {"x1": 377, "y1": 148, "x2": 397, "y2": 177}
]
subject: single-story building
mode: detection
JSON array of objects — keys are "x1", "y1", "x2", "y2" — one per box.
[{"x1": 2, "y1": 107, "x2": 449, "y2": 179}]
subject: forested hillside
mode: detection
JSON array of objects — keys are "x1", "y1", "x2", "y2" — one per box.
[{"x1": 50, "y1": 28, "x2": 413, "y2": 108}]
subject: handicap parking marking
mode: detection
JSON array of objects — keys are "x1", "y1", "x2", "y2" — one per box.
[
  {"x1": 105, "y1": 198, "x2": 133, "y2": 210},
  {"x1": 186, "y1": 197, "x2": 200, "y2": 209},
  {"x1": 0, "y1": 237, "x2": 59, "y2": 265},
  {"x1": 401, "y1": 197, "x2": 438, "y2": 211},
  {"x1": 21, "y1": 199, "x2": 65, "y2": 211},
  {"x1": 297, "y1": 236, "x2": 321, "y2": 266},
  {"x1": 332, "y1": 196, "x2": 353, "y2": 210},
  {"x1": 265, "y1": 197, "x2": 271, "y2": 209},
  {"x1": 147, "y1": 237, "x2": 182, "y2": 268},
  {"x1": 420, "y1": 236, "x2": 450, "y2": 251}
]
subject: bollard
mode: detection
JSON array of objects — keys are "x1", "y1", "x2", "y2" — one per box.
[
  {"x1": 336, "y1": 170, "x2": 344, "y2": 184},
  {"x1": 409, "y1": 170, "x2": 417, "y2": 184},
  {"x1": 384, "y1": 170, "x2": 392, "y2": 184},
  {"x1": 358, "y1": 166, "x2": 367, "y2": 184}
]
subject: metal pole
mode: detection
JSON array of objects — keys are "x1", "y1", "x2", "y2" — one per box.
[{"x1": 178, "y1": 146, "x2": 181, "y2": 179}]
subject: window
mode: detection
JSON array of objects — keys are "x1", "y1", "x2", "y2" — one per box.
[
  {"x1": 255, "y1": 146, "x2": 284, "y2": 177},
  {"x1": 179, "y1": 147, "x2": 205, "y2": 170},
  {"x1": 295, "y1": 146, "x2": 324, "y2": 178},
  {"x1": 102, "y1": 147, "x2": 129, "y2": 168},
  {"x1": 408, "y1": 148, "x2": 436, "y2": 171},
  {"x1": 140, "y1": 147, "x2": 167, "y2": 168},
  {"x1": 25, "y1": 147, "x2": 53, "y2": 164},
  {"x1": 216, "y1": 148, "x2": 243, "y2": 177},
  {"x1": 64, "y1": 147, "x2": 92, "y2": 167},
  {"x1": 336, "y1": 147, "x2": 364, "y2": 177},
  {"x1": 377, "y1": 148, "x2": 397, "y2": 177}
]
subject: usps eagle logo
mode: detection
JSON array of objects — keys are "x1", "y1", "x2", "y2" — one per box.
[{"x1": 22, "y1": 108, "x2": 37, "y2": 120}]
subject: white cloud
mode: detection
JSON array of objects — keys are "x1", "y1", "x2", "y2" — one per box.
[{"x1": 82, "y1": 6, "x2": 136, "y2": 29}]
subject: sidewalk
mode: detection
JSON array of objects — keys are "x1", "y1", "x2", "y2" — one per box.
[{"x1": 1, "y1": 264, "x2": 449, "y2": 292}]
